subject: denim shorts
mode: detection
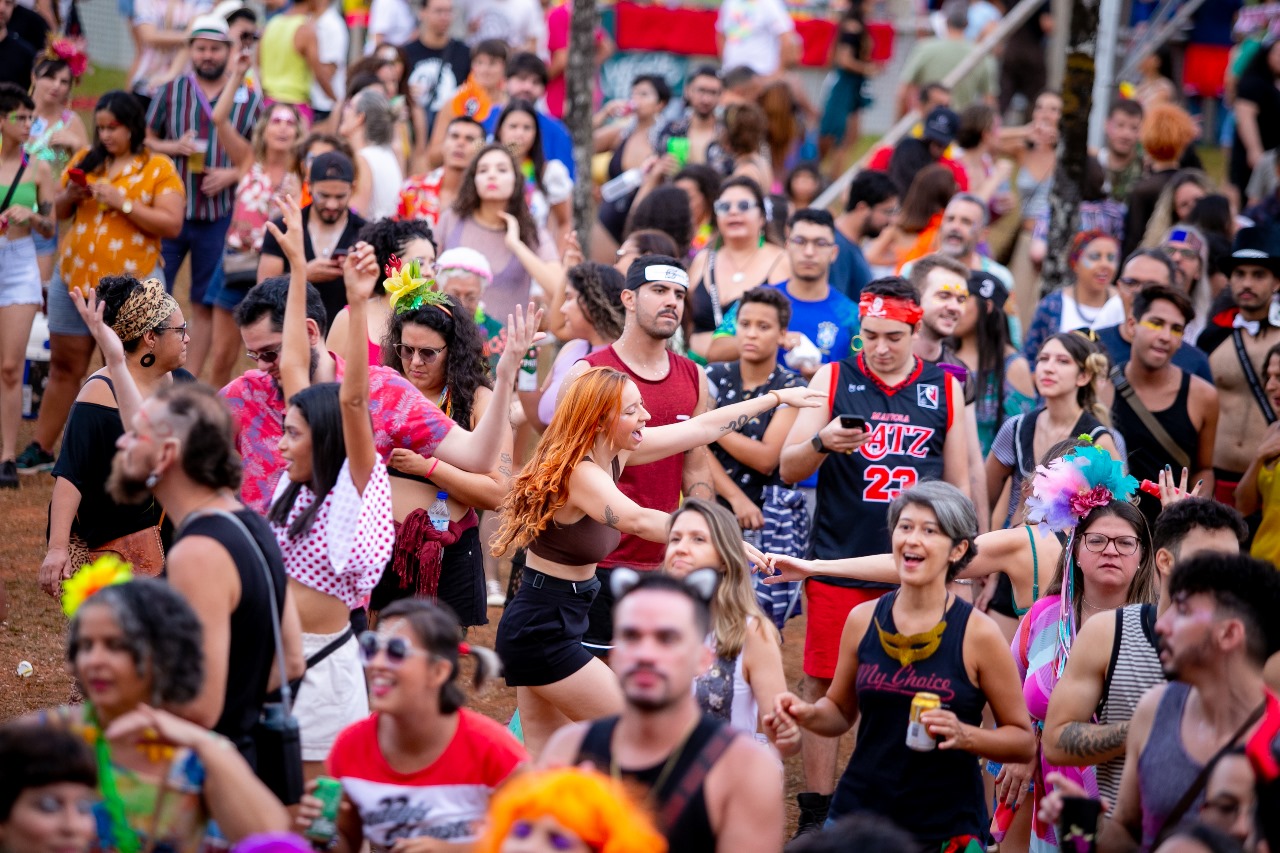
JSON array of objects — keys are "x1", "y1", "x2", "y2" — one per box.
[{"x1": 0, "y1": 237, "x2": 42, "y2": 307}]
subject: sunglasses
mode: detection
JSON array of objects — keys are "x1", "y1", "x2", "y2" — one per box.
[
  {"x1": 714, "y1": 199, "x2": 758, "y2": 215},
  {"x1": 357, "y1": 631, "x2": 430, "y2": 667},
  {"x1": 395, "y1": 343, "x2": 447, "y2": 364},
  {"x1": 245, "y1": 345, "x2": 282, "y2": 364}
]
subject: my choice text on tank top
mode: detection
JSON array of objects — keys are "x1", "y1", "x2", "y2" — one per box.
[
  {"x1": 582, "y1": 346, "x2": 702, "y2": 570},
  {"x1": 813, "y1": 354, "x2": 954, "y2": 587},
  {"x1": 1096, "y1": 603, "x2": 1166, "y2": 811},
  {"x1": 575, "y1": 714, "x2": 728, "y2": 853},
  {"x1": 829, "y1": 593, "x2": 987, "y2": 841},
  {"x1": 528, "y1": 457, "x2": 623, "y2": 565}
]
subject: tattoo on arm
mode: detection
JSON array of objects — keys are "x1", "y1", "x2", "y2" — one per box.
[
  {"x1": 603, "y1": 505, "x2": 620, "y2": 528},
  {"x1": 686, "y1": 481, "x2": 715, "y2": 499},
  {"x1": 498, "y1": 452, "x2": 513, "y2": 479},
  {"x1": 1058, "y1": 722, "x2": 1129, "y2": 758},
  {"x1": 719, "y1": 414, "x2": 752, "y2": 434}
]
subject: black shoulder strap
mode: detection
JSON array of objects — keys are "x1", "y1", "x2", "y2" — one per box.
[
  {"x1": 84, "y1": 374, "x2": 118, "y2": 403},
  {"x1": 0, "y1": 155, "x2": 28, "y2": 213},
  {"x1": 1234, "y1": 329, "x2": 1278, "y2": 425},
  {"x1": 576, "y1": 716, "x2": 619, "y2": 768},
  {"x1": 1110, "y1": 364, "x2": 1191, "y2": 470},
  {"x1": 658, "y1": 722, "x2": 739, "y2": 832}
]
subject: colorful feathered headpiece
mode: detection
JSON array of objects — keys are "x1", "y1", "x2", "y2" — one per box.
[
  {"x1": 1025, "y1": 438, "x2": 1137, "y2": 676},
  {"x1": 384, "y1": 255, "x2": 453, "y2": 315},
  {"x1": 61, "y1": 554, "x2": 133, "y2": 618},
  {"x1": 42, "y1": 38, "x2": 90, "y2": 80},
  {"x1": 1024, "y1": 438, "x2": 1137, "y2": 534}
]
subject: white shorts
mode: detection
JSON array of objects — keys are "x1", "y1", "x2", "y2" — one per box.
[
  {"x1": 294, "y1": 629, "x2": 369, "y2": 762},
  {"x1": 0, "y1": 237, "x2": 42, "y2": 307}
]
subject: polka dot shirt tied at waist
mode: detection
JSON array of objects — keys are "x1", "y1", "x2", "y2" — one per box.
[{"x1": 270, "y1": 458, "x2": 396, "y2": 608}]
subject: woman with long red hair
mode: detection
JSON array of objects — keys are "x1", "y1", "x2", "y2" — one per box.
[{"x1": 492, "y1": 363, "x2": 822, "y2": 756}]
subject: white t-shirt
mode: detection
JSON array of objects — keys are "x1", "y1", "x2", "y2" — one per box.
[
  {"x1": 716, "y1": 0, "x2": 795, "y2": 76},
  {"x1": 465, "y1": 0, "x2": 545, "y2": 49},
  {"x1": 1060, "y1": 292, "x2": 1126, "y2": 335},
  {"x1": 365, "y1": 0, "x2": 417, "y2": 54},
  {"x1": 311, "y1": 3, "x2": 349, "y2": 113}
]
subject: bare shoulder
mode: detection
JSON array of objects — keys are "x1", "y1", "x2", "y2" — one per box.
[
  {"x1": 537, "y1": 720, "x2": 591, "y2": 769},
  {"x1": 1188, "y1": 373, "x2": 1219, "y2": 406},
  {"x1": 76, "y1": 371, "x2": 117, "y2": 406}
]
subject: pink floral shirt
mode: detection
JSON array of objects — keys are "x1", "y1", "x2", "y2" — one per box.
[
  {"x1": 227, "y1": 164, "x2": 301, "y2": 255},
  {"x1": 271, "y1": 458, "x2": 395, "y2": 608},
  {"x1": 396, "y1": 168, "x2": 444, "y2": 227},
  {"x1": 219, "y1": 356, "x2": 455, "y2": 514}
]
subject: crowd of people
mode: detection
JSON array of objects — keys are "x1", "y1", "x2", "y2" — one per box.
[{"x1": 8, "y1": 0, "x2": 1280, "y2": 851}]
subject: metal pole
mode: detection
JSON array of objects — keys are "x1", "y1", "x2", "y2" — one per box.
[
  {"x1": 1088, "y1": 0, "x2": 1123, "y2": 149},
  {"x1": 814, "y1": 0, "x2": 1050, "y2": 211},
  {"x1": 1048, "y1": 0, "x2": 1072, "y2": 90},
  {"x1": 1116, "y1": 0, "x2": 1209, "y2": 82}
]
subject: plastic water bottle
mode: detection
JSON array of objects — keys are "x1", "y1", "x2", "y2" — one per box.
[
  {"x1": 600, "y1": 167, "x2": 643, "y2": 204},
  {"x1": 429, "y1": 491, "x2": 450, "y2": 533}
]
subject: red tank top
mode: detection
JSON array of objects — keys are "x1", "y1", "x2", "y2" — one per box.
[{"x1": 583, "y1": 345, "x2": 702, "y2": 570}]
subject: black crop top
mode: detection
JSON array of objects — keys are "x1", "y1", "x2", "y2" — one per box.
[{"x1": 528, "y1": 457, "x2": 623, "y2": 565}]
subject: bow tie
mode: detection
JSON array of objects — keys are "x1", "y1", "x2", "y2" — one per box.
[{"x1": 1234, "y1": 313, "x2": 1261, "y2": 337}]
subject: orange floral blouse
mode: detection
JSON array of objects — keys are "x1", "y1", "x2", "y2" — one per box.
[{"x1": 58, "y1": 148, "x2": 185, "y2": 296}]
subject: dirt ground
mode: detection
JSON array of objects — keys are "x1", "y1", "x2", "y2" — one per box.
[{"x1": 0, "y1": 415, "x2": 849, "y2": 835}]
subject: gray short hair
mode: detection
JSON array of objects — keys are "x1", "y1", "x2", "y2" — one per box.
[
  {"x1": 886, "y1": 480, "x2": 979, "y2": 579},
  {"x1": 436, "y1": 267, "x2": 488, "y2": 291},
  {"x1": 943, "y1": 0, "x2": 969, "y2": 31},
  {"x1": 947, "y1": 192, "x2": 989, "y2": 227},
  {"x1": 354, "y1": 87, "x2": 395, "y2": 147}
]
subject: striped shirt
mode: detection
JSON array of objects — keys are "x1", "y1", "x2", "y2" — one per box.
[
  {"x1": 147, "y1": 74, "x2": 262, "y2": 221},
  {"x1": 1096, "y1": 603, "x2": 1166, "y2": 810}
]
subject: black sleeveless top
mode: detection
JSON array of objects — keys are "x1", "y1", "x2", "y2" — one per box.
[
  {"x1": 1111, "y1": 367, "x2": 1197, "y2": 519},
  {"x1": 174, "y1": 509, "x2": 288, "y2": 766},
  {"x1": 576, "y1": 714, "x2": 728, "y2": 853},
  {"x1": 813, "y1": 355, "x2": 953, "y2": 586},
  {"x1": 527, "y1": 456, "x2": 623, "y2": 565},
  {"x1": 830, "y1": 593, "x2": 988, "y2": 843}
]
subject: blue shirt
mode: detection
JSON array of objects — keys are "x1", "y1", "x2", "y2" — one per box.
[
  {"x1": 831, "y1": 229, "x2": 873, "y2": 300},
  {"x1": 1094, "y1": 323, "x2": 1213, "y2": 382},
  {"x1": 482, "y1": 107, "x2": 577, "y2": 181}
]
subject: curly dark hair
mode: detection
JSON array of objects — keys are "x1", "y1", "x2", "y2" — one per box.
[
  {"x1": 151, "y1": 383, "x2": 244, "y2": 492},
  {"x1": 67, "y1": 579, "x2": 205, "y2": 707},
  {"x1": 567, "y1": 262, "x2": 625, "y2": 340},
  {"x1": 627, "y1": 186, "x2": 693, "y2": 257},
  {"x1": 452, "y1": 143, "x2": 539, "y2": 251},
  {"x1": 358, "y1": 218, "x2": 437, "y2": 296},
  {"x1": 495, "y1": 99, "x2": 548, "y2": 195},
  {"x1": 79, "y1": 91, "x2": 148, "y2": 174},
  {"x1": 382, "y1": 301, "x2": 491, "y2": 427},
  {"x1": 0, "y1": 721, "x2": 96, "y2": 821},
  {"x1": 1169, "y1": 552, "x2": 1280, "y2": 663},
  {"x1": 98, "y1": 274, "x2": 155, "y2": 350}
]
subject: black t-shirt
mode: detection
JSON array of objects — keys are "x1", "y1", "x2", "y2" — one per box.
[
  {"x1": 259, "y1": 205, "x2": 367, "y2": 327},
  {"x1": 0, "y1": 30, "x2": 37, "y2": 90},
  {"x1": 401, "y1": 38, "x2": 471, "y2": 118},
  {"x1": 174, "y1": 508, "x2": 287, "y2": 767},
  {"x1": 51, "y1": 371, "x2": 194, "y2": 548}
]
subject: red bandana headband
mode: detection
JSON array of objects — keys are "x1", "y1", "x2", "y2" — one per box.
[{"x1": 859, "y1": 292, "x2": 923, "y2": 325}]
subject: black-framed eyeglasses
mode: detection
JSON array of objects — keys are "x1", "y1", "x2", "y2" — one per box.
[
  {"x1": 1162, "y1": 246, "x2": 1200, "y2": 261},
  {"x1": 714, "y1": 199, "x2": 758, "y2": 215},
  {"x1": 245, "y1": 346, "x2": 283, "y2": 364},
  {"x1": 154, "y1": 323, "x2": 189, "y2": 337},
  {"x1": 357, "y1": 631, "x2": 430, "y2": 667},
  {"x1": 1081, "y1": 533, "x2": 1140, "y2": 555},
  {"x1": 395, "y1": 343, "x2": 447, "y2": 364}
]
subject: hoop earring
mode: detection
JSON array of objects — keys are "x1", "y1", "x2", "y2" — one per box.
[
  {"x1": 850, "y1": 334, "x2": 864, "y2": 353},
  {"x1": 140, "y1": 351, "x2": 155, "y2": 368}
]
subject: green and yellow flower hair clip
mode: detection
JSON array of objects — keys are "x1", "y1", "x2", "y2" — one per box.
[
  {"x1": 62, "y1": 554, "x2": 133, "y2": 618},
  {"x1": 384, "y1": 255, "x2": 453, "y2": 316}
]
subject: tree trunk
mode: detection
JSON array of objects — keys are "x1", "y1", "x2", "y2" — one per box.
[
  {"x1": 565, "y1": 0, "x2": 598, "y2": 252},
  {"x1": 1040, "y1": 0, "x2": 1099, "y2": 296}
]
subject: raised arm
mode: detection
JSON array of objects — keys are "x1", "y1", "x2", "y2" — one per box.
[
  {"x1": 568, "y1": 461, "x2": 673, "y2": 543},
  {"x1": 339, "y1": 242, "x2": 381, "y2": 494},
  {"x1": 500, "y1": 211, "x2": 564, "y2": 317},
  {"x1": 628, "y1": 384, "x2": 826, "y2": 466},
  {"x1": 262, "y1": 195, "x2": 311, "y2": 402},
  {"x1": 69, "y1": 287, "x2": 146, "y2": 432},
  {"x1": 212, "y1": 50, "x2": 254, "y2": 171},
  {"x1": 431, "y1": 304, "x2": 544, "y2": 473}
]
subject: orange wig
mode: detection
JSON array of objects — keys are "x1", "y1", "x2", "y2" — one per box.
[
  {"x1": 491, "y1": 367, "x2": 631, "y2": 555},
  {"x1": 474, "y1": 768, "x2": 667, "y2": 853},
  {"x1": 1140, "y1": 103, "x2": 1197, "y2": 163}
]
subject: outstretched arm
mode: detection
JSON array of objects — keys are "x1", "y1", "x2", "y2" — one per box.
[
  {"x1": 431, "y1": 304, "x2": 544, "y2": 473},
  {"x1": 629, "y1": 385, "x2": 826, "y2": 466},
  {"x1": 263, "y1": 196, "x2": 312, "y2": 402},
  {"x1": 339, "y1": 242, "x2": 381, "y2": 494}
]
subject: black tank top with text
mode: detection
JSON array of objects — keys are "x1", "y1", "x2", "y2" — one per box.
[
  {"x1": 813, "y1": 354, "x2": 954, "y2": 587},
  {"x1": 829, "y1": 592, "x2": 988, "y2": 843}
]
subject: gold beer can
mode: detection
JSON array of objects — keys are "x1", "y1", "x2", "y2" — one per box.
[{"x1": 906, "y1": 691, "x2": 941, "y2": 751}]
